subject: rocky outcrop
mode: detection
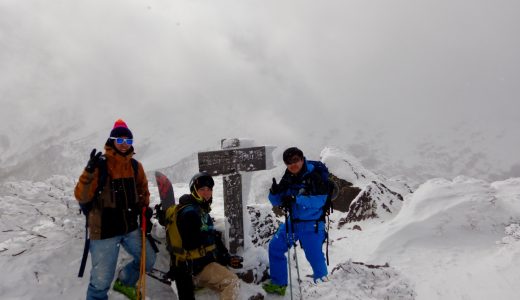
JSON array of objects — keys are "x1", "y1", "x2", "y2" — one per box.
[
  {"x1": 338, "y1": 180, "x2": 404, "y2": 226},
  {"x1": 322, "y1": 147, "x2": 411, "y2": 227},
  {"x1": 247, "y1": 204, "x2": 280, "y2": 247}
]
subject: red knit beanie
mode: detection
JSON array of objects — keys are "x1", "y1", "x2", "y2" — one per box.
[{"x1": 109, "y1": 119, "x2": 133, "y2": 138}]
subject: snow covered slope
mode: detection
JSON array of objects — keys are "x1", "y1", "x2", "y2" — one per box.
[
  {"x1": 2, "y1": 148, "x2": 520, "y2": 299},
  {"x1": 331, "y1": 176, "x2": 520, "y2": 300}
]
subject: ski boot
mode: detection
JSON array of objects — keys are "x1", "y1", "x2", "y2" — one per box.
[
  {"x1": 262, "y1": 281, "x2": 287, "y2": 296},
  {"x1": 113, "y1": 279, "x2": 137, "y2": 300}
]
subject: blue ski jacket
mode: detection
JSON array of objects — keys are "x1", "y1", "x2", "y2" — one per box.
[{"x1": 268, "y1": 160, "x2": 328, "y2": 222}]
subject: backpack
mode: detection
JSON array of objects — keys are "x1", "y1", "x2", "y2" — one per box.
[
  {"x1": 308, "y1": 160, "x2": 335, "y2": 218},
  {"x1": 78, "y1": 156, "x2": 139, "y2": 216},
  {"x1": 164, "y1": 203, "x2": 216, "y2": 265},
  {"x1": 308, "y1": 160, "x2": 335, "y2": 266},
  {"x1": 77, "y1": 156, "x2": 139, "y2": 277}
]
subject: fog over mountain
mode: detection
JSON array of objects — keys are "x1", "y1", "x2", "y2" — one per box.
[
  {"x1": 2, "y1": 3, "x2": 520, "y2": 299},
  {"x1": 1, "y1": 0, "x2": 519, "y2": 182}
]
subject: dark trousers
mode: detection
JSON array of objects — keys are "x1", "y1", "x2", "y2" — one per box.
[{"x1": 173, "y1": 262, "x2": 195, "y2": 300}]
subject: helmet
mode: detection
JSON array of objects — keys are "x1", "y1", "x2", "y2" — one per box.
[{"x1": 189, "y1": 172, "x2": 215, "y2": 191}]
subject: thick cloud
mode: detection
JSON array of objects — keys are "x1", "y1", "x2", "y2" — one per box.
[{"x1": 1, "y1": 0, "x2": 519, "y2": 180}]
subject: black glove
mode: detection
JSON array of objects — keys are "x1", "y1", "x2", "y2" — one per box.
[
  {"x1": 228, "y1": 255, "x2": 243, "y2": 269},
  {"x1": 270, "y1": 178, "x2": 287, "y2": 195},
  {"x1": 85, "y1": 149, "x2": 102, "y2": 173},
  {"x1": 281, "y1": 195, "x2": 295, "y2": 209},
  {"x1": 166, "y1": 265, "x2": 176, "y2": 281},
  {"x1": 146, "y1": 206, "x2": 154, "y2": 234},
  {"x1": 154, "y1": 203, "x2": 166, "y2": 226}
]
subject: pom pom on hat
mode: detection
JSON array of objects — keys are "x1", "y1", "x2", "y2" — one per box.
[
  {"x1": 113, "y1": 119, "x2": 127, "y2": 128},
  {"x1": 110, "y1": 118, "x2": 133, "y2": 138}
]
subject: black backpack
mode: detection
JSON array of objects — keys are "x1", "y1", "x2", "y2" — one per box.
[
  {"x1": 308, "y1": 160, "x2": 335, "y2": 218},
  {"x1": 78, "y1": 157, "x2": 139, "y2": 216},
  {"x1": 308, "y1": 160, "x2": 336, "y2": 266}
]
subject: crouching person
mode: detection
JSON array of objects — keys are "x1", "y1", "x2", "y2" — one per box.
[{"x1": 166, "y1": 172, "x2": 242, "y2": 300}]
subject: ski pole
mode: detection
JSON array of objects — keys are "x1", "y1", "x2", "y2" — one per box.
[
  {"x1": 289, "y1": 207, "x2": 303, "y2": 300},
  {"x1": 326, "y1": 215, "x2": 330, "y2": 266},
  {"x1": 78, "y1": 222, "x2": 90, "y2": 277},
  {"x1": 137, "y1": 207, "x2": 147, "y2": 300},
  {"x1": 293, "y1": 245, "x2": 303, "y2": 300},
  {"x1": 284, "y1": 207, "x2": 293, "y2": 300}
]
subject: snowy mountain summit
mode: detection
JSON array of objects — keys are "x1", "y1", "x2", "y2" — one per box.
[{"x1": 1, "y1": 147, "x2": 520, "y2": 299}]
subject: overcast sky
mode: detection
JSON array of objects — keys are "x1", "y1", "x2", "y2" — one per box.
[{"x1": 1, "y1": 0, "x2": 519, "y2": 180}]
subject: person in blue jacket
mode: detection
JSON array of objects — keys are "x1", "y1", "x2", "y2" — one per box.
[{"x1": 263, "y1": 147, "x2": 329, "y2": 295}]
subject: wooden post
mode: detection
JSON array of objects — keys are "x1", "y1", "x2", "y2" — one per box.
[{"x1": 198, "y1": 139, "x2": 269, "y2": 254}]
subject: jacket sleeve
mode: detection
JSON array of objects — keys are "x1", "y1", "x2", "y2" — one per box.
[
  {"x1": 136, "y1": 161, "x2": 150, "y2": 207},
  {"x1": 214, "y1": 230, "x2": 231, "y2": 265},
  {"x1": 295, "y1": 171, "x2": 328, "y2": 208},
  {"x1": 268, "y1": 192, "x2": 283, "y2": 207},
  {"x1": 295, "y1": 194, "x2": 327, "y2": 209},
  {"x1": 74, "y1": 169, "x2": 99, "y2": 204}
]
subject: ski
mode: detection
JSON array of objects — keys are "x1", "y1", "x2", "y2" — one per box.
[{"x1": 155, "y1": 171, "x2": 175, "y2": 211}]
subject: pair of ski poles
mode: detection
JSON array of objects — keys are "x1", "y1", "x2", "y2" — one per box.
[{"x1": 284, "y1": 206, "x2": 303, "y2": 300}]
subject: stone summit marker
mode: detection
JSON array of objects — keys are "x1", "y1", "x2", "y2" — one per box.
[{"x1": 197, "y1": 139, "x2": 270, "y2": 254}]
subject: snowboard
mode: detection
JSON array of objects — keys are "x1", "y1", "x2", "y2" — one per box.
[
  {"x1": 138, "y1": 171, "x2": 178, "y2": 299},
  {"x1": 155, "y1": 171, "x2": 175, "y2": 211}
]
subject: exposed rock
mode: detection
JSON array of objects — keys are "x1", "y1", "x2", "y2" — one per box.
[
  {"x1": 338, "y1": 181, "x2": 405, "y2": 226},
  {"x1": 237, "y1": 205, "x2": 278, "y2": 284},
  {"x1": 247, "y1": 205, "x2": 280, "y2": 247},
  {"x1": 322, "y1": 147, "x2": 411, "y2": 227},
  {"x1": 236, "y1": 267, "x2": 269, "y2": 284},
  {"x1": 248, "y1": 293, "x2": 264, "y2": 300},
  {"x1": 329, "y1": 173, "x2": 361, "y2": 213}
]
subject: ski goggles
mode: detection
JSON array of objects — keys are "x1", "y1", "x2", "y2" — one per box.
[{"x1": 109, "y1": 137, "x2": 133, "y2": 145}]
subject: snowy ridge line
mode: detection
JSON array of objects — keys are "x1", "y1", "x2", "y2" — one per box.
[{"x1": 2, "y1": 151, "x2": 520, "y2": 299}]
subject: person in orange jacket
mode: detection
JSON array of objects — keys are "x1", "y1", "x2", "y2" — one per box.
[{"x1": 75, "y1": 119, "x2": 156, "y2": 300}]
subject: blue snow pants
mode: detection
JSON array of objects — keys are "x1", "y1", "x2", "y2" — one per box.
[
  {"x1": 268, "y1": 221, "x2": 327, "y2": 286},
  {"x1": 86, "y1": 229, "x2": 156, "y2": 300}
]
